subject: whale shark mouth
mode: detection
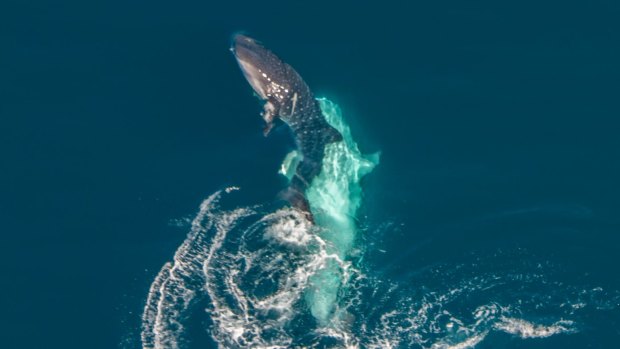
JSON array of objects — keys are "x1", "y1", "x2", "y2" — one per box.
[
  {"x1": 235, "y1": 57, "x2": 269, "y2": 99},
  {"x1": 231, "y1": 34, "x2": 282, "y2": 102}
]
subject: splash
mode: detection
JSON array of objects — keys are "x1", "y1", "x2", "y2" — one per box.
[
  {"x1": 138, "y1": 98, "x2": 617, "y2": 349},
  {"x1": 303, "y1": 98, "x2": 379, "y2": 323},
  {"x1": 141, "y1": 98, "x2": 378, "y2": 348}
]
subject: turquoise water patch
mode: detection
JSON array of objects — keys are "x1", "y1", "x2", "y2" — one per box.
[{"x1": 302, "y1": 98, "x2": 379, "y2": 323}]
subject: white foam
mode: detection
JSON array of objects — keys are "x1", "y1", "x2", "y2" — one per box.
[
  {"x1": 494, "y1": 317, "x2": 576, "y2": 338},
  {"x1": 141, "y1": 190, "x2": 616, "y2": 349},
  {"x1": 202, "y1": 204, "x2": 353, "y2": 347},
  {"x1": 431, "y1": 332, "x2": 488, "y2": 349},
  {"x1": 263, "y1": 209, "x2": 313, "y2": 248},
  {"x1": 141, "y1": 188, "x2": 254, "y2": 349}
]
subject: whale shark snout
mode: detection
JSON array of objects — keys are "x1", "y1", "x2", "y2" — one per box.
[{"x1": 231, "y1": 34, "x2": 285, "y2": 101}]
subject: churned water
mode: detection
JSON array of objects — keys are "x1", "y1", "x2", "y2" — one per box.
[{"x1": 139, "y1": 99, "x2": 619, "y2": 348}]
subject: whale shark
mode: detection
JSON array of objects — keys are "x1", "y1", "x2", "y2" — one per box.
[{"x1": 231, "y1": 34, "x2": 343, "y2": 218}]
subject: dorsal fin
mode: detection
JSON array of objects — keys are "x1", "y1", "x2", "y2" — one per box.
[{"x1": 325, "y1": 125, "x2": 343, "y2": 144}]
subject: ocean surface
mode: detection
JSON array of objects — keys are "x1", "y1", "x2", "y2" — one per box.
[{"x1": 2, "y1": 1, "x2": 620, "y2": 348}]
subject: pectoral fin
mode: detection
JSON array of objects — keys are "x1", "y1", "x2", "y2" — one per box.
[
  {"x1": 263, "y1": 122, "x2": 274, "y2": 136},
  {"x1": 261, "y1": 100, "x2": 277, "y2": 137}
]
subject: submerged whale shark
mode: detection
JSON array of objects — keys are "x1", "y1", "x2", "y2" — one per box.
[{"x1": 231, "y1": 34, "x2": 343, "y2": 218}]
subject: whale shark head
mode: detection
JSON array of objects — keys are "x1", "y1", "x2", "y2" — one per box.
[
  {"x1": 231, "y1": 34, "x2": 307, "y2": 135},
  {"x1": 232, "y1": 34, "x2": 283, "y2": 99}
]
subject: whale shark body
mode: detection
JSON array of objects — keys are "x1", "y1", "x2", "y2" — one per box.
[{"x1": 231, "y1": 34, "x2": 342, "y2": 218}]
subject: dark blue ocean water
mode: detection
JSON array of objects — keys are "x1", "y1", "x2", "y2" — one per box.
[{"x1": 2, "y1": 1, "x2": 620, "y2": 348}]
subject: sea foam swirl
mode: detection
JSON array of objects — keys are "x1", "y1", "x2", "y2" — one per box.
[{"x1": 140, "y1": 99, "x2": 617, "y2": 348}]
